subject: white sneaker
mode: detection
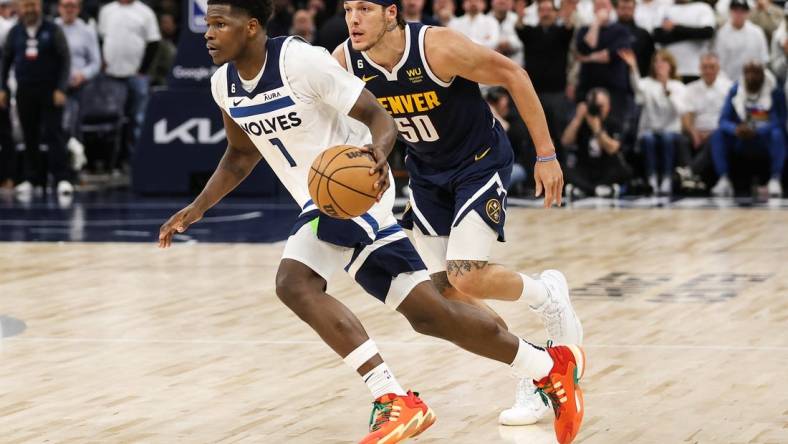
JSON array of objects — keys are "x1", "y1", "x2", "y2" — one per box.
[
  {"x1": 532, "y1": 270, "x2": 583, "y2": 345},
  {"x1": 767, "y1": 178, "x2": 782, "y2": 198},
  {"x1": 648, "y1": 175, "x2": 658, "y2": 194},
  {"x1": 659, "y1": 177, "x2": 672, "y2": 195},
  {"x1": 57, "y1": 180, "x2": 74, "y2": 195},
  {"x1": 594, "y1": 184, "x2": 612, "y2": 198},
  {"x1": 14, "y1": 181, "x2": 32, "y2": 195},
  {"x1": 67, "y1": 137, "x2": 87, "y2": 171},
  {"x1": 498, "y1": 378, "x2": 550, "y2": 426},
  {"x1": 712, "y1": 176, "x2": 733, "y2": 197}
]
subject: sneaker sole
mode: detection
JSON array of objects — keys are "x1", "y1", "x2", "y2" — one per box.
[
  {"x1": 566, "y1": 344, "x2": 586, "y2": 380},
  {"x1": 376, "y1": 408, "x2": 436, "y2": 444},
  {"x1": 541, "y1": 270, "x2": 584, "y2": 345}
]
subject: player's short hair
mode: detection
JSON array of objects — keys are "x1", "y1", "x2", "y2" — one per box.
[{"x1": 207, "y1": 0, "x2": 273, "y2": 27}]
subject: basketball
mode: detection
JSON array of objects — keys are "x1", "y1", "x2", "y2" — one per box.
[{"x1": 308, "y1": 145, "x2": 378, "y2": 219}]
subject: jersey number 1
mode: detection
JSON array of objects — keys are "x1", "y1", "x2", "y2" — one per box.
[
  {"x1": 394, "y1": 116, "x2": 439, "y2": 143},
  {"x1": 270, "y1": 138, "x2": 296, "y2": 167}
]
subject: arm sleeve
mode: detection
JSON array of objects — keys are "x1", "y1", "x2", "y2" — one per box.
[
  {"x1": 97, "y1": 5, "x2": 108, "y2": 39},
  {"x1": 769, "y1": 33, "x2": 787, "y2": 79},
  {"x1": 285, "y1": 40, "x2": 365, "y2": 116},
  {"x1": 144, "y1": 7, "x2": 162, "y2": 43},
  {"x1": 54, "y1": 26, "x2": 71, "y2": 92},
  {"x1": 482, "y1": 17, "x2": 500, "y2": 49},
  {"x1": 759, "y1": 88, "x2": 786, "y2": 136},
  {"x1": 1, "y1": 30, "x2": 13, "y2": 92},
  {"x1": 139, "y1": 41, "x2": 159, "y2": 74},
  {"x1": 83, "y1": 27, "x2": 102, "y2": 80}
]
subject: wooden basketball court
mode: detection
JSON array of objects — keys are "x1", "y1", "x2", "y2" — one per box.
[{"x1": 1, "y1": 207, "x2": 787, "y2": 443}]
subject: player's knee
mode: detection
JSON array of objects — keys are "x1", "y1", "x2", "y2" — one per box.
[
  {"x1": 446, "y1": 266, "x2": 487, "y2": 297},
  {"x1": 275, "y1": 272, "x2": 313, "y2": 310}
]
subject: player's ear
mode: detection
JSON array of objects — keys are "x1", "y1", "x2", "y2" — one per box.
[{"x1": 247, "y1": 17, "x2": 261, "y2": 37}]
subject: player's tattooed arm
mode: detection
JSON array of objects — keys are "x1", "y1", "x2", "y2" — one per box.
[{"x1": 446, "y1": 260, "x2": 488, "y2": 277}]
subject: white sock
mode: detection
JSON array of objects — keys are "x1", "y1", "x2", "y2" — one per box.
[
  {"x1": 362, "y1": 363, "x2": 407, "y2": 399},
  {"x1": 520, "y1": 273, "x2": 548, "y2": 308},
  {"x1": 510, "y1": 338, "x2": 553, "y2": 381}
]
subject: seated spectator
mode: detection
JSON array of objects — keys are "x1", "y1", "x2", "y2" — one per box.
[
  {"x1": 616, "y1": 0, "x2": 654, "y2": 78},
  {"x1": 307, "y1": 0, "x2": 329, "y2": 29},
  {"x1": 680, "y1": 53, "x2": 732, "y2": 185},
  {"x1": 653, "y1": 0, "x2": 715, "y2": 83},
  {"x1": 433, "y1": 0, "x2": 456, "y2": 26},
  {"x1": 561, "y1": 88, "x2": 632, "y2": 197},
  {"x1": 291, "y1": 9, "x2": 315, "y2": 43},
  {"x1": 575, "y1": 0, "x2": 634, "y2": 125},
  {"x1": 489, "y1": 0, "x2": 523, "y2": 65},
  {"x1": 768, "y1": 4, "x2": 788, "y2": 83},
  {"x1": 1, "y1": 0, "x2": 72, "y2": 195},
  {"x1": 715, "y1": 0, "x2": 769, "y2": 83},
  {"x1": 449, "y1": 0, "x2": 499, "y2": 49},
  {"x1": 710, "y1": 61, "x2": 786, "y2": 197},
  {"x1": 516, "y1": 0, "x2": 576, "y2": 147},
  {"x1": 622, "y1": 48, "x2": 686, "y2": 195},
  {"x1": 56, "y1": 0, "x2": 100, "y2": 139},
  {"x1": 402, "y1": 0, "x2": 439, "y2": 26},
  {"x1": 267, "y1": 0, "x2": 293, "y2": 38}
]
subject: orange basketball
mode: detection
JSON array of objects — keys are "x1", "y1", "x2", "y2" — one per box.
[{"x1": 308, "y1": 145, "x2": 378, "y2": 219}]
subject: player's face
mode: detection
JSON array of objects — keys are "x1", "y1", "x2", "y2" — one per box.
[
  {"x1": 204, "y1": 5, "x2": 253, "y2": 65},
  {"x1": 345, "y1": 1, "x2": 392, "y2": 52}
]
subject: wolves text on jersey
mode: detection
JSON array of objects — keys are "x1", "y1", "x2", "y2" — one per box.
[{"x1": 240, "y1": 112, "x2": 303, "y2": 137}]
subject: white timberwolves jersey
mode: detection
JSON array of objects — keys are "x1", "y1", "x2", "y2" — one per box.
[{"x1": 210, "y1": 36, "x2": 394, "y2": 219}]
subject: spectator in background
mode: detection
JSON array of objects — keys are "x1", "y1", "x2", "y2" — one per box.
[
  {"x1": 616, "y1": 0, "x2": 654, "y2": 78},
  {"x1": 433, "y1": 0, "x2": 456, "y2": 26},
  {"x1": 715, "y1": 0, "x2": 769, "y2": 82},
  {"x1": 679, "y1": 53, "x2": 732, "y2": 185},
  {"x1": 711, "y1": 61, "x2": 786, "y2": 197},
  {"x1": 485, "y1": 87, "x2": 528, "y2": 194},
  {"x1": 633, "y1": 0, "x2": 668, "y2": 34},
  {"x1": 749, "y1": 0, "x2": 782, "y2": 43},
  {"x1": 622, "y1": 48, "x2": 686, "y2": 195},
  {"x1": 769, "y1": 4, "x2": 788, "y2": 83},
  {"x1": 1, "y1": 0, "x2": 72, "y2": 195},
  {"x1": 307, "y1": 0, "x2": 329, "y2": 29},
  {"x1": 489, "y1": 0, "x2": 523, "y2": 66},
  {"x1": 315, "y1": 0, "x2": 348, "y2": 51},
  {"x1": 561, "y1": 88, "x2": 632, "y2": 197},
  {"x1": 98, "y1": 0, "x2": 160, "y2": 169},
  {"x1": 575, "y1": 0, "x2": 633, "y2": 124},
  {"x1": 267, "y1": 0, "x2": 292, "y2": 37},
  {"x1": 402, "y1": 0, "x2": 439, "y2": 26},
  {"x1": 148, "y1": 12, "x2": 176, "y2": 87},
  {"x1": 291, "y1": 9, "x2": 315, "y2": 43},
  {"x1": 449, "y1": 0, "x2": 499, "y2": 49},
  {"x1": 653, "y1": 0, "x2": 715, "y2": 83},
  {"x1": 56, "y1": 0, "x2": 99, "y2": 144},
  {"x1": 0, "y1": 0, "x2": 16, "y2": 191},
  {"x1": 516, "y1": 0, "x2": 575, "y2": 146}
]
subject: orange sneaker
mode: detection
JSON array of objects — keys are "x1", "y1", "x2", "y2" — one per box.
[
  {"x1": 358, "y1": 391, "x2": 436, "y2": 444},
  {"x1": 535, "y1": 344, "x2": 586, "y2": 444}
]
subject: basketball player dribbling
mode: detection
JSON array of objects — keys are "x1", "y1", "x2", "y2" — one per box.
[
  {"x1": 158, "y1": 1, "x2": 585, "y2": 443},
  {"x1": 335, "y1": 0, "x2": 584, "y2": 428}
]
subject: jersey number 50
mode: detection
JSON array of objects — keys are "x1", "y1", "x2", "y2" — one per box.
[{"x1": 394, "y1": 116, "x2": 439, "y2": 143}]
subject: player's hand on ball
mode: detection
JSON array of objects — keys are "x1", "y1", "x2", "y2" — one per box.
[
  {"x1": 360, "y1": 144, "x2": 390, "y2": 201},
  {"x1": 158, "y1": 204, "x2": 204, "y2": 248},
  {"x1": 534, "y1": 159, "x2": 564, "y2": 208}
]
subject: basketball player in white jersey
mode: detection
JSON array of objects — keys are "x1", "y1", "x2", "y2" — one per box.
[{"x1": 158, "y1": 1, "x2": 585, "y2": 443}]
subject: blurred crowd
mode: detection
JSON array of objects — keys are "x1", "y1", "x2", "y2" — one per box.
[{"x1": 2, "y1": 0, "x2": 788, "y2": 200}]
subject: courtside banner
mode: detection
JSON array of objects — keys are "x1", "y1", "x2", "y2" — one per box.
[
  {"x1": 167, "y1": 0, "x2": 216, "y2": 88},
  {"x1": 133, "y1": 89, "x2": 284, "y2": 196}
]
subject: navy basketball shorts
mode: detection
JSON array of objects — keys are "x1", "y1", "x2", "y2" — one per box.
[
  {"x1": 400, "y1": 122, "x2": 514, "y2": 273},
  {"x1": 281, "y1": 199, "x2": 430, "y2": 308}
]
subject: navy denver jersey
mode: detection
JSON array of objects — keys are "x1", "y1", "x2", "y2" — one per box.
[{"x1": 344, "y1": 22, "x2": 497, "y2": 168}]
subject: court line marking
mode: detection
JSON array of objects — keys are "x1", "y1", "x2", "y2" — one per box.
[
  {"x1": 0, "y1": 211, "x2": 264, "y2": 227},
  {"x1": 4, "y1": 336, "x2": 787, "y2": 351}
]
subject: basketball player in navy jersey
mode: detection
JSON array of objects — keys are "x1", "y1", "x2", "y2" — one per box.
[
  {"x1": 335, "y1": 0, "x2": 585, "y2": 432},
  {"x1": 158, "y1": 0, "x2": 585, "y2": 443}
]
